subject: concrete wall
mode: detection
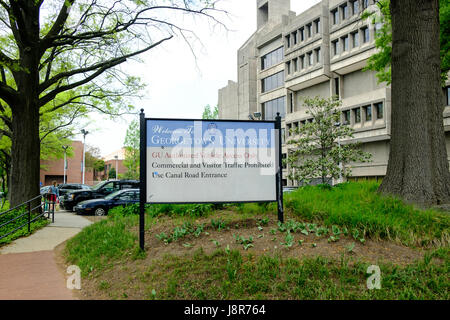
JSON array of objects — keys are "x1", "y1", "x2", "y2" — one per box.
[
  {"x1": 238, "y1": 35, "x2": 258, "y2": 120},
  {"x1": 296, "y1": 80, "x2": 330, "y2": 106},
  {"x1": 219, "y1": 0, "x2": 450, "y2": 183},
  {"x1": 342, "y1": 69, "x2": 384, "y2": 99},
  {"x1": 218, "y1": 80, "x2": 238, "y2": 119}
]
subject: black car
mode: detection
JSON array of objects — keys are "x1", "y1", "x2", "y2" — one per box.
[
  {"x1": 74, "y1": 189, "x2": 139, "y2": 216},
  {"x1": 57, "y1": 183, "x2": 91, "y2": 197},
  {"x1": 60, "y1": 180, "x2": 139, "y2": 211}
]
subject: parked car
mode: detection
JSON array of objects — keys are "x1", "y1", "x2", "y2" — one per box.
[
  {"x1": 74, "y1": 189, "x2": 139, "y2": 216},
  {"x1": 60, "y1": 180, "x2": 139, "y2": 211},
  {"x1": 57, "y1": 183, "x2": 91, "y2": 197},
  {"x1": 40, "y1": 186, "x2": 51, "y2": 195},
  {"x1": 283, "y1": 186, "x2": 298, "y2": 194}
]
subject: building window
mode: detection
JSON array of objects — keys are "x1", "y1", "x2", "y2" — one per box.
[
  {"x1": 341, "y1": 3, "x2": 349, "y2": 20},
  {"x1": 352, "y1": 31, "x2": 359, "y2": 48},
  {"x1": 334, "y1": 78, "x2": 340, "y2": 99},
  {"x1": 299, "y1": 27, "x2": 305, "y2": 41},
  {"x1": 291, "y1": 31, "x2": 298, "y2": 46},
  {"x1": 261, "y1": 47, "x2": 284, "y2": 70},
  {"x1": 353, "y1": 107, "x2": 361, "y2": 123},
  {"x1": 375, "y1": 22, "x2": 382, "y2": 36},
  {"x1": 332, "y1": 9, "x2": 339, "y2": 25},
  {"x1": 343, "y1": 110, "x2": 350, "y2": 124},
  {"x1": 315, "y1": 19, "x2": 321, "y2": 34},
  {"x1": 362, "y1": 0, "x2": 369, "y2": 10},
  {"x1": 447, "y1": 87, "x2": 450, "y2": 105},
  {"x1": 293, "y1": 58, "x2": 298, "y2": 72},
  {"x1": 286, "y1": 61, "x2": 291, "y2": 75},
  {"x1": 289, "y1": 92, "x2": 294, "y2": 113},
  {"x1": 364, "y1": 105, "x2": 372, "y2": 121},
  {"x1": 286, "y1": 123, "x2": 292, "y2": 137},
  {"x1": 307, "y1": 51, "x2": 313, "y2": 66},
  {"x1": 262, "y1": 71, "x2": 284, "y2": 93},
  {"x1": 306, "y1": 23, "x2": 312, "y2": 38},
  {"x1": 352, "y1": 0, "x2": 359, "y2": 15},
  {"x1": 286, "y1": 34, "x2": 291, "y2": 48},
  {"x1": 300, "y1": 55, "x2": 305, "y2": 69},
  {"x1": 342, "y1": 35, "x2": 349, "y2": 52},
  {"x1": 315, "y1": 48, "x2": 321, "y2": 64},
  {"x1": 362, "y1": 26, "x2": 370, "y2": 43},
  {"x1": 263, "y1": 96, "x2": 286, "y2": 120},
  {"x1": 332, "y1": 40, "x2": 339, "y2": 56},
  {"x1": 374, "y1": 102, "x2": 384, "y2": 119}
]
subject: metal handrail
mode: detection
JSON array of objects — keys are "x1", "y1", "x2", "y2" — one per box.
[
  {"x1": 0, "y1": 195, "x2": 42, "y2": 218},
  {"x1": 0, "y1": 194, "x2": 55, "y2": 241}
]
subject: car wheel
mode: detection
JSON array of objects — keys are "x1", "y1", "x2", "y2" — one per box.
[{"x1": 94, "y1": 207, "x2": 107, "y2": 216}]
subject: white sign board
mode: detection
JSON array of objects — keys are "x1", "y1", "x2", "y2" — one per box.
[{"x1": 146, "y1": 119, "x2": 278, "y2": 203}]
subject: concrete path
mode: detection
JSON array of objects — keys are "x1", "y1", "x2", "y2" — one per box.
[{"x1": 0, "y1": 210, "x2": 92, "y2": 300}]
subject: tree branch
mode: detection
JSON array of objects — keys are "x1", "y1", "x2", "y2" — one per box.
[
  {"x1": 39, "y1": 107, "x2": 81, "y2": 142},
  {"x1": 39, "y1": 35, "x2": 172, "y2": 105}
]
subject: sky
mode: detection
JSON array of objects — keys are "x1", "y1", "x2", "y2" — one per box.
[{"x1": 76, "y1": 0, "x2": 322, "y2": 157}]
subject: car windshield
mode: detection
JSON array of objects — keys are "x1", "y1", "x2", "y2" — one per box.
[
  {"x1": 104, "y1": 190, "x2": 123, "y2": 200},
  {"x1": 91, "y1": 181, "x2": 108, "y2": 191}
]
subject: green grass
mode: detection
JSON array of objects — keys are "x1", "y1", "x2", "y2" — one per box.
[
  {"x1": 65, "y1": 182, "x2": 450, "y2": 277},
  {"x1": 62, "y1": 182, "x2": 450, "y2": 300},
  {"x1": 283, "y1": 182, "x2": 450, "y2": 246},
  {"x1": 109, "y1": 182, "x2": 449, "y2": 247},
  {"x1": 64, "y1": 213, "x2": 140, "y2": 277},
  {"x1": 142, "y1": 248, "x2": 449, "y2": 300},
  {"x1": 0, "y1": 206, "x2": 50, "y2": 246}
]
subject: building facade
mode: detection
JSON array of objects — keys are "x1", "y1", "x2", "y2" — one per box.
[
  {"x1": 103, "y1": 148, "x2": 126, "y2": 179},
  {"x1": 40, "y1": 140, "x2": 95, "y2": 186},
  {"x1": 218, "y1": 0, "x2": 450, "y2": 186}
]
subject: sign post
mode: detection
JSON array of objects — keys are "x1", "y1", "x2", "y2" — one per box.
[
  {"x1": 139, "y1": 109, "x2": 147, "y2": 251},
  {"x1": 275, "y1": 113, "x2": 284, "y2": 223},
  {"x1": 139, "y1": 111, "x2": 283, "y2": 251}
]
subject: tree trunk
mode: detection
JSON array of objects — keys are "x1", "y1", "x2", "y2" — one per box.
[
  {"x1": 379, "y1": 0, "x2": 450, "y2": 205},
  {"x1": 7, "y1": 2, "x2": 42, "y2": 208},
  {"x1": 10, "y1": 102, "x2": 40, "y2": 207}
]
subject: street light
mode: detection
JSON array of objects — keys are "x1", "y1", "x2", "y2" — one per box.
[
  {"x1": 62, "y1": 145, "x2": 68, "y2": 184},
  {"x1": 334, "y1": 121, "x2": 343, "y2": 184},
  {"x1": 114, "y1": 155, "x2": 118, "y2": 179},
  {"x1": 81, "y1": 129, "x2": 89, "y2": 184}
]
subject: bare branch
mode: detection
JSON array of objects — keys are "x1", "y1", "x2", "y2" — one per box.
[
  {"x1": 39, "y1": 35, "x2": 172, "y2": 105},
  {"x1": 39, "y1": 107, "x2": 81, "y2": 142}
]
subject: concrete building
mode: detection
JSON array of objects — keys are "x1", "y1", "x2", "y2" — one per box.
[{"x1": 218, "y1": 0, "x2": 450, "y2": 186}]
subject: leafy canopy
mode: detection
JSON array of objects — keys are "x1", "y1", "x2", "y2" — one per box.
[{"x1": 286, "y1": 96, "x2": 372, "y2": 185}]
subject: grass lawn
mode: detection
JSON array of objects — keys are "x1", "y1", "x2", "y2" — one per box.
[
  {"x1": 62, "y1": 182, "x2": 450, "y2": 300},
  {"x1": 0, "y1": 203, "x2": 50, "y2": 246}
]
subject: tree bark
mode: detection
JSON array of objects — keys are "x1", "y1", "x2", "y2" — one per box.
[
  {"x1": 8, "y1": 2, "x2": 41, "y2": 208},
  {"x1": 379, "y1": 0, "x2": 450, "y2": 205},
  {"x1": 10, "y1": 103, "x2": 40, "y2": 207}
]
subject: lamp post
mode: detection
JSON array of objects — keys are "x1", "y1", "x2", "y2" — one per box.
[
  {"x1": 114, "y1": 155, "x2": 118, "y2": 179},
  {"x1": 81, "y1": 129, "x2": 89, "y2": 184},
  {"x1": 62, "y1": 145, "x2": 68, "y2": 184},
  {"x1": 334, "y1": 121, "x2": 343, "y2": 184}
]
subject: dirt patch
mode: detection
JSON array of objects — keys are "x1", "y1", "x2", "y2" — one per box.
[
  {"x1": 55, "y1": 212, "x2": 429, "y2": 300},
  {"x1": 139, "y1": 214, "x2": 424, "y2": 267}
]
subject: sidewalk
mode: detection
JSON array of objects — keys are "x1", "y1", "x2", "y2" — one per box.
[{"x1": 0, "y1": 210, "x2": 92, "y2": 300}]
